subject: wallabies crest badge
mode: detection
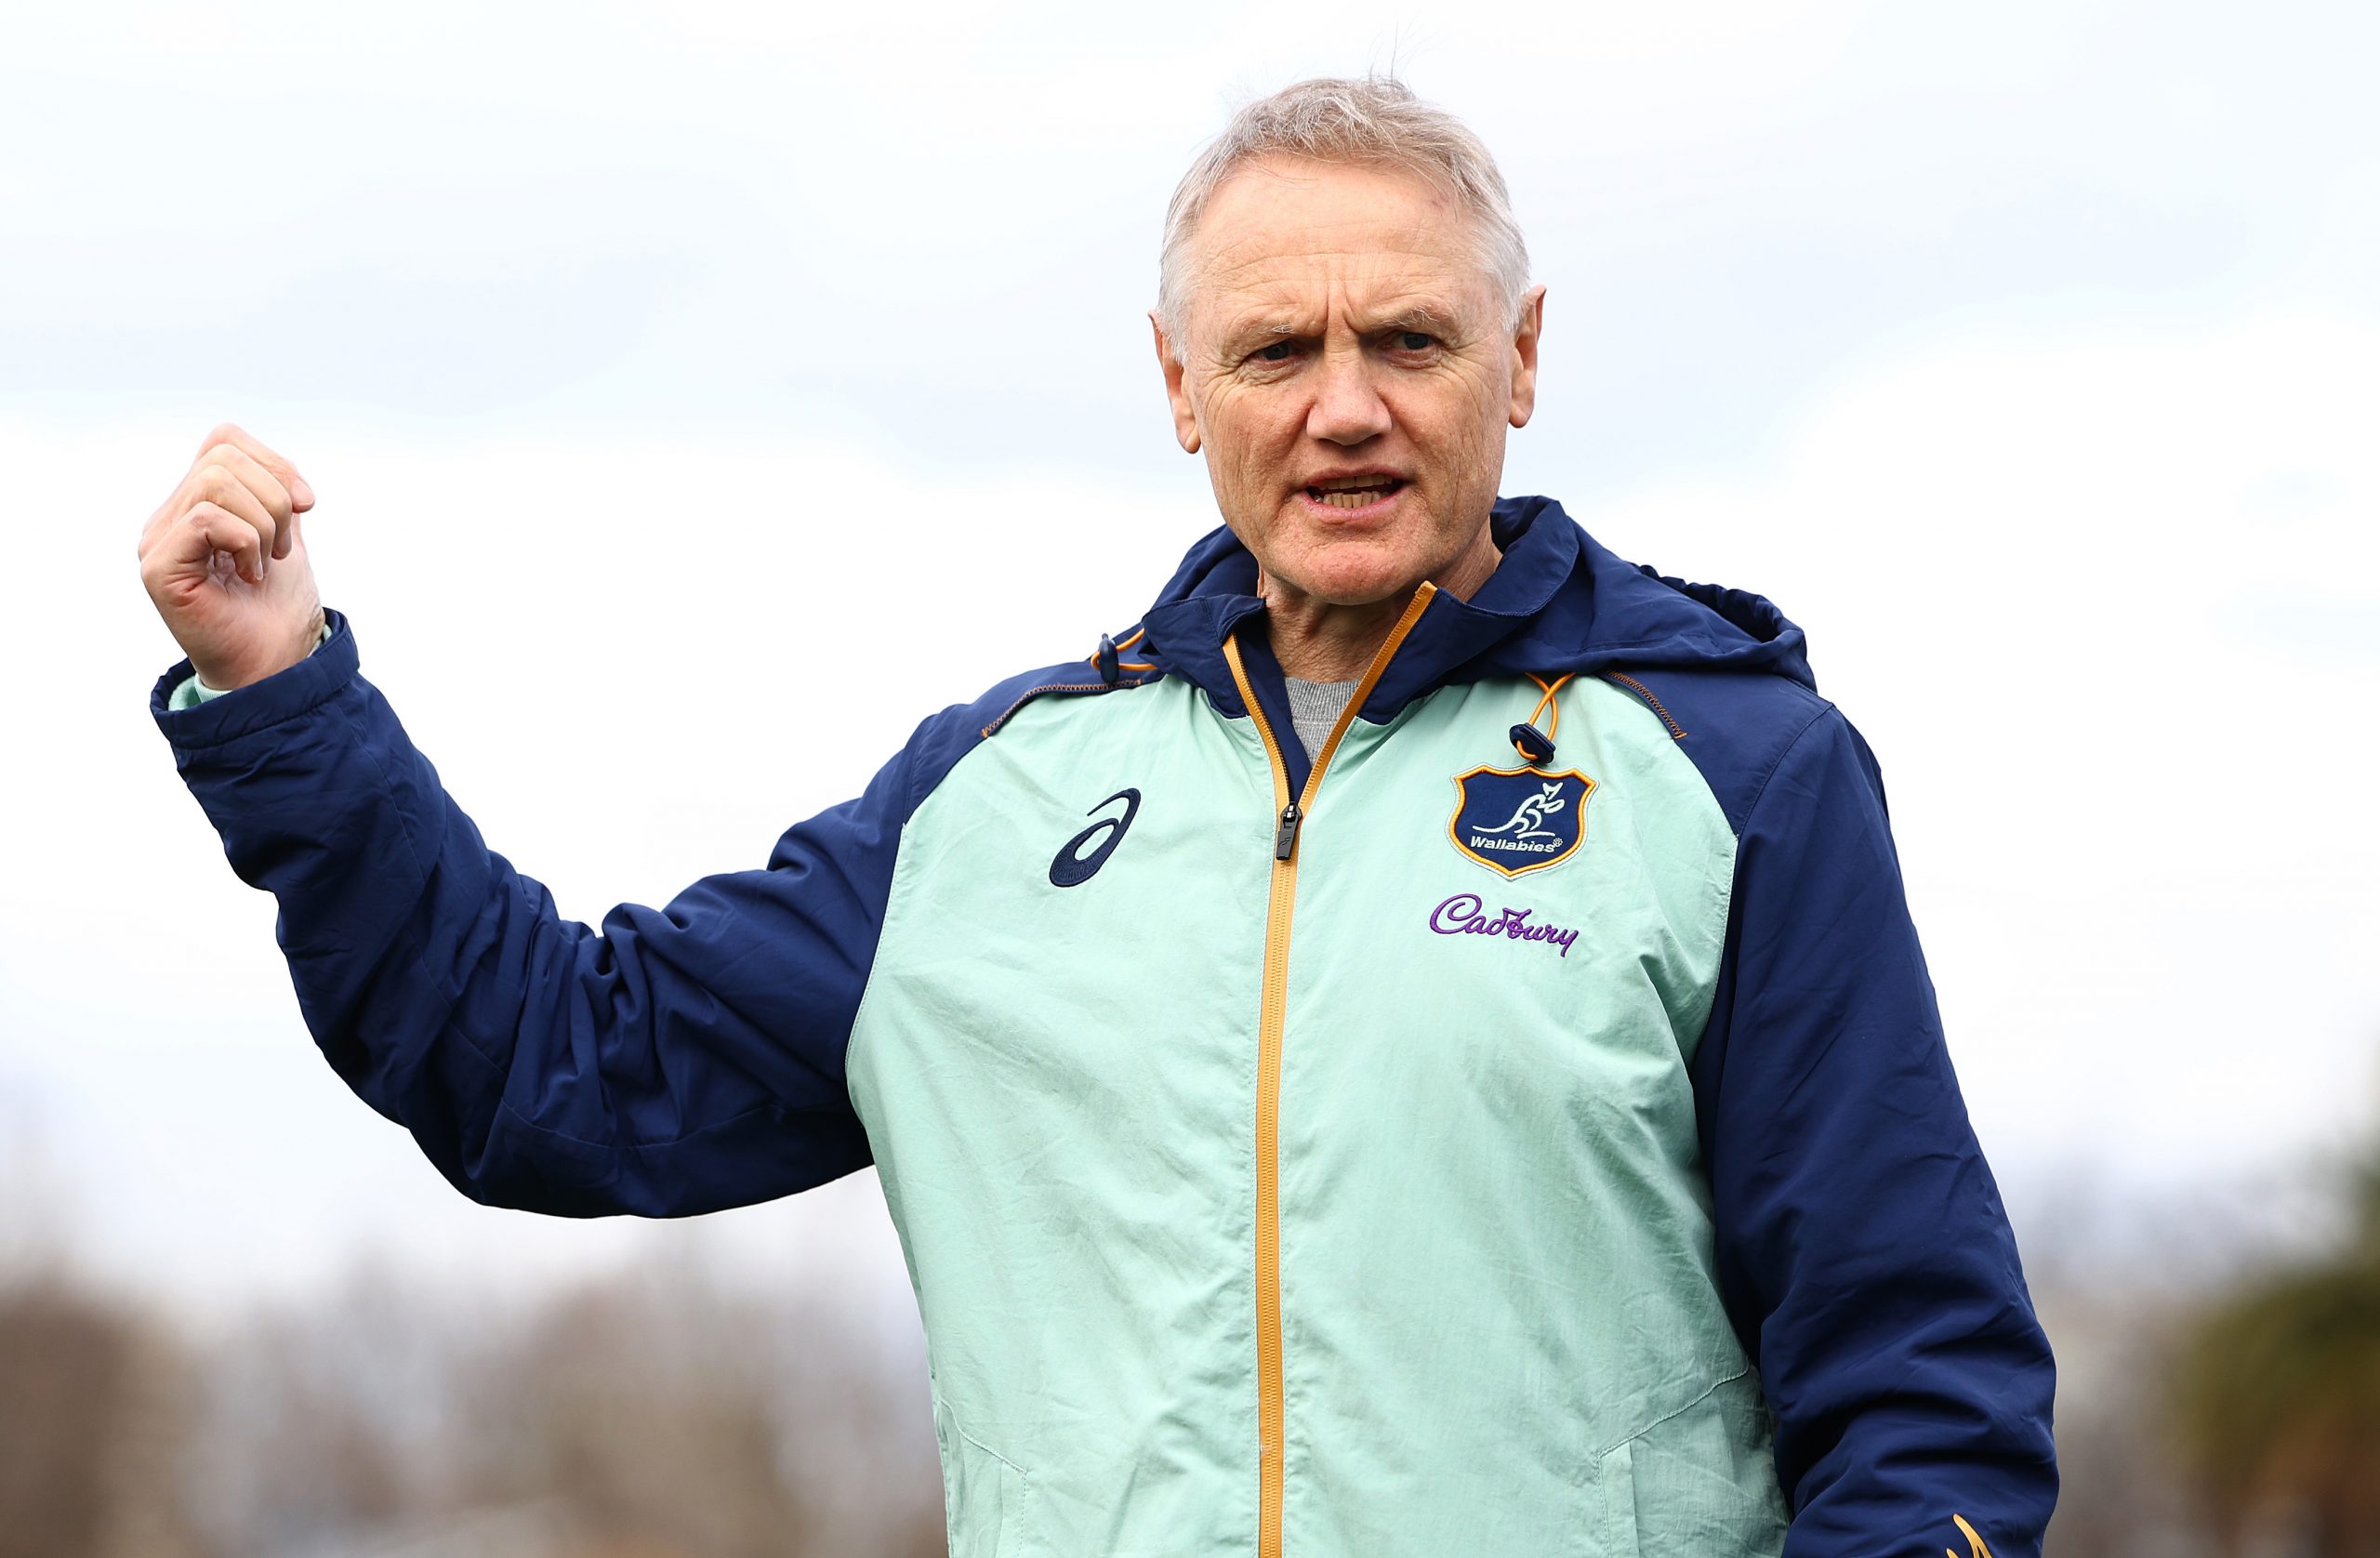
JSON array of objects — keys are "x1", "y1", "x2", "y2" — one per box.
[{"x1": 1448, "y1": 766, "x2": 1595, "y2": 878}]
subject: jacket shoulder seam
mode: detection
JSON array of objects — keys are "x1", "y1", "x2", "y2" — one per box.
[{"x1": 901, "y1": 667, "x2": 1165, "y2": 818}]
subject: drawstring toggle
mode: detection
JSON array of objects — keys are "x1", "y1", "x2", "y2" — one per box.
[
  {"x1": 1510, "y1": 671, "x2": 1577, "y2": 767},
  {"x1": 1509, "y1": 722, "x2": 1556, "y2": 765}
]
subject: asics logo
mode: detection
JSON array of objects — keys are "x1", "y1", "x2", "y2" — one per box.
[
  {"x1": 1948, "y1": 1514, "x2": 1996, "y2": 1558},
  {"x1": 1049, "y1": 788, "x2": 1141, "y2": 888}
]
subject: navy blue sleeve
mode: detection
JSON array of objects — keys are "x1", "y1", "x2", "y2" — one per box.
[
  {"x1": 150, "y1": 611, "x2": 913, "y2": 1218},
  {"x1": 1690, "y1": 707, "x2": 2058, "y2": 1558}
]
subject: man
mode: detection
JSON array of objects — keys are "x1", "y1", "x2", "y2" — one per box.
[{"x1": 139, "y1": 77, "x2": 2056, "y2": 1558}]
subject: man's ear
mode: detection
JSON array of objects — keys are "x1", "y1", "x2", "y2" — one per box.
[
  {"x1": 1507, "y1": 284, "x2": 1546, "y2": 429},
  {"x1": 1151, "y1": 310, "x2": 1201, "y2": 455}
]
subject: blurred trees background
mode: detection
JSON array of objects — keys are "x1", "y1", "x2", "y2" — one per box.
[
  {"x1": 0, "y1": 1276, "x2": 202, "y2": 1558},
  {"x1": 7, "y1": 1139, "x2": 2380, "y2": 1556},
  {"x1": 2171, "y1": 1158, "x2": 2380, "y2": 1558},
  {"x1": 0, "y1": 1251, "x2": 943, "y2": 1558}
]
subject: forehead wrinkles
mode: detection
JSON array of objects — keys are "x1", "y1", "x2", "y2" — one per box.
[
  {"x1": 1182, "y1": 158, "x2": 1488, "y2": 337},
  {"x1": 1195, "y1": 206, "x2": 1474, "y2": 291}
]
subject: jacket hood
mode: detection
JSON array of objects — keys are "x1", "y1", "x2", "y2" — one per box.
[{"x1": 1136, "y1": 495, "x2": 1814, "y2": 723}]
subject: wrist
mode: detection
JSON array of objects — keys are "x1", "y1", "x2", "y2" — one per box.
[{"x1": 192, "y1": 611, "x2": 331, "y2": 693}]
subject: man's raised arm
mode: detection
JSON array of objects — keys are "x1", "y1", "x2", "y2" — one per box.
[{"x1": 139, "y1": 425, "x2": 900, "y2": 1216}]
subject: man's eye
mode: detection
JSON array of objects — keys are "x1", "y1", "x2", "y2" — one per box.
[
  {"x1": 1396, "y1": 331, "x2": 1435, "y2": 351},
  {"x1": 1255, "y1": 341, "x2": 1298, "y2": 363}
]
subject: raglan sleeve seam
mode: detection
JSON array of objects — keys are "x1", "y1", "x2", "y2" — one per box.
[
  {"x1": 892, "y1": 713, "x2": 932, "y2": 824},
  {"x1": 838, "y1": 715, "x2": 949, "y2": 1118}
]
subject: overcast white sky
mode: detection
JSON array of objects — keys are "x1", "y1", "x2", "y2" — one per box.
[{"x1": 2, "y1": 0, "x2": 2374, "y2": 1315}]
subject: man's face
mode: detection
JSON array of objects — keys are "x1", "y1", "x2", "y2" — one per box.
[{"x1": 1156, "y1": 155, "x2": 1543, "y2": 608}]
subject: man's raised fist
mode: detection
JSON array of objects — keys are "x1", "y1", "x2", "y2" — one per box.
[{"x1": 137, "y1": 423, "x2": 324, "y2": 693}]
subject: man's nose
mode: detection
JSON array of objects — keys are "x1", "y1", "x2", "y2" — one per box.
[{"x1": 1304, "y1": 350, "x2": 1393, "y2": 445}]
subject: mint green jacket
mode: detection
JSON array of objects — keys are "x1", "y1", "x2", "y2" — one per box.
[{"x1": 152, "y1": 497, "x2": 2057, "y2": 1557}]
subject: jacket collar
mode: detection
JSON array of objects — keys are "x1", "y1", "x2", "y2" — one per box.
[{"x1": 1136, "y1": 495, "x2": 1814, "y2": 724}]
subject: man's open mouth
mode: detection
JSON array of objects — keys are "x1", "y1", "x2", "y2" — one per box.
[{"x1": 1304, "y1": 478, "x2": 1406, "y2": 509}]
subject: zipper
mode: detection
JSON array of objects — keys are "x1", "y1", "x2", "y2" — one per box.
[{"x1": 1218, "y1": 580, "x2": 1436, "y2": 1558}]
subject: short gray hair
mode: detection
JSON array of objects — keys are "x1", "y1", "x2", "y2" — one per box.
[{"x1": 1157, "y1": 74, "x2": 1532, "y2": 340}]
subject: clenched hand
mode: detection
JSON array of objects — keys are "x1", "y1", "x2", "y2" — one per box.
[{"x1": 138, "y1": 423, "x2": 324, "y2": 693}]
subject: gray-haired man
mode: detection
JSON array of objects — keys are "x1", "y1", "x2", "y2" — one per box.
[{"x1": 141, "y1": 76, "x2": 2056, "y2": 1557}]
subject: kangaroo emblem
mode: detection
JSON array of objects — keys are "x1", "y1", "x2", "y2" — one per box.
[
  {"x1": 1448, "y1": 766, "x2": 1596, "y2": 879},
  {"x1": 1474, "y1": 781, "x2": 1567, "y2": 841}
]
